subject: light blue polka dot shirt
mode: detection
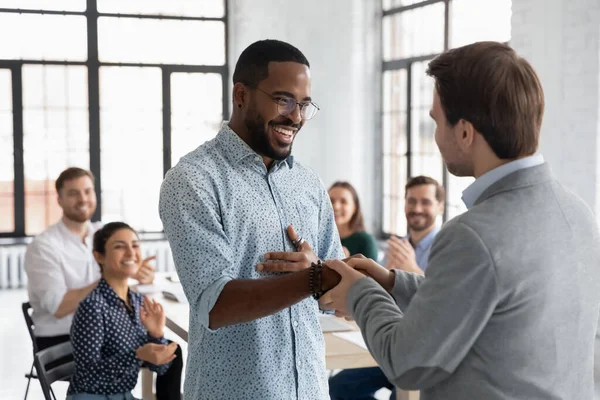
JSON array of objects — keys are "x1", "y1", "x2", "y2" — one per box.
[{"x1": 159, "y1": 122, "x2": 344, "y2": 400}]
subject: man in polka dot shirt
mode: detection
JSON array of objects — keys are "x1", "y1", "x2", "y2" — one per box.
[{"x1": 159, "y1": 40, "x2": 345, "y2": 399}]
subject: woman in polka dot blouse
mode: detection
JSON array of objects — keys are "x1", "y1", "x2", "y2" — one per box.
[{"x1": 67, "y1": 222, "x2": 180, "y2": 400}]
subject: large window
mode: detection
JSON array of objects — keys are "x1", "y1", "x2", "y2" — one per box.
[
  {"x1": 381, "y1": 0, "x2": 511, "y2": 235},
  {"x1": 0, "y1": 1, "x2": 228, "y2": 237}
]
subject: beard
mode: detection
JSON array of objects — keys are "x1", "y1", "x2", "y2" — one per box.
[
  {"x1": 406, "y1": 212, "x2": 435, "y2": 232},
  {"x1": 63, "y1": 208, "x2": 94, "y2": 223},
  {"x1": 243, "y1": 109, "x2": 299, "y2": 161}
]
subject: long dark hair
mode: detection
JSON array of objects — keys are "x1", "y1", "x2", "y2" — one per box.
[
  {"x1": 93, "y1": 222, "x2": 138, "y2": 269},
  {"x1": 329, "y1": 181, "x2": 365, "y2": 233}
]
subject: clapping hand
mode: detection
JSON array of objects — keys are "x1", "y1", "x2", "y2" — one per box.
[
  {"x1": 140, "y1": 296, "x2": 165, "y2": 338},
  {"x1": 136, "y1": 342, "x2": 177, "y2": 366}
]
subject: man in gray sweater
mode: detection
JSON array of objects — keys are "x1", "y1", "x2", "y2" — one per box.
[{"x1": 320, "y1": 41, "x2": 600, "y2": 400}]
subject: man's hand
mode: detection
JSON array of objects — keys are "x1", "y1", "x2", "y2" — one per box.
[
  {"x1": 318, "y1": 260, "x2": 366, "y2": 318},
  {"x1": 257, "y1": 225, "x2": 318, "y2": 273},
  {"x1": 140, "y1": 296, "x2": 166, "y2": 338},
  {"x1": 347, "y1": 255, "x2": 395, "y2": 292},
  {"x1": 134, "y1": 255, "x2": 156, "y2": 284},
  {"x1": 136, "y1": 342, "x2": 178, "y2": 365},
  {"x1": 385, "y1": 237, "x2": 424, "y2": 275}
]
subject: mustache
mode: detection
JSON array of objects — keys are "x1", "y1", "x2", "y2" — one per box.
[
  {"x1": 408, "y1": 213, "x2": 428, "y2": 218},
  {"x1": 269, "y1": 120, "x2": 301, "y2": 130}
]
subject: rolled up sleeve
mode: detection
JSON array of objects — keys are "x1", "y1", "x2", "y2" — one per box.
[
  {"x1": 159, "y1": 163, "x2": 234, "y2": 330},
  {"x1": 24, "y1": 240, "x2": 68, "y2": 316}
]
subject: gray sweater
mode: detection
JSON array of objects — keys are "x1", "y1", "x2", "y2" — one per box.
[{"x1": 348, "y1": 164, "x2": 600, "y2": 400}]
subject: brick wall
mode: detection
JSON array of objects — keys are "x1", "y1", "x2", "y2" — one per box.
[{"x1": 512, "y1": 0, "x2": 600, "y2": 223}]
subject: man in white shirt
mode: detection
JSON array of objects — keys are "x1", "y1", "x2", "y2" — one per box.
[{"x1": 24, "y1": 167, "x2": 155, "y2": 351}]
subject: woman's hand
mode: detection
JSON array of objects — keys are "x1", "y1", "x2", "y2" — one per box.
[
  {"x1": 140, "y1": 296, "x2": 166, "y2": 338},
  {"x1": 136, "y1": 342, "x2": 178, "y2": 365}
]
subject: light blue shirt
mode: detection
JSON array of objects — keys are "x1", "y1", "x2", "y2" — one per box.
[
  {"x1": 407, "y1": 226, "x2": 440, "y2": 271},
  {"x1": 159, "y1": 123, "x2": 344, "y2": 400},
  {"x1": 462, "y1": 154, "x2": 545, "y2": 209}
]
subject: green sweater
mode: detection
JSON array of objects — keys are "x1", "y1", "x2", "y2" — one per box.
[{"x1": 340, "y1": 231, "x2": 378, "y2": 260}]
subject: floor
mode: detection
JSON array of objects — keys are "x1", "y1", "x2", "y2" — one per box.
[{"x1": 0, "y1": 288, "x2": 390, "y2": 400}]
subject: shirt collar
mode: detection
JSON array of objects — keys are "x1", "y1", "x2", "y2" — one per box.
[
  {"x1": 58, "y1": 219, "x2": 95, "y2": 247},
  {"x1": 408, "y1": 225, "x2": 440, "y2": 250},
  {"x1": 97, "y1": 278, "x2": 136, "y2": 309},
  {"x1": 216, "y1": 121, "x2": 294, "y2": 169},
  {"x1": 462, "y1": 154, "x2": 545, "y2": 209}
]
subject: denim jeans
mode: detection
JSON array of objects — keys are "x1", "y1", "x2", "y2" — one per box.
[{"x1": 329, "y1": 367, "x2": 396, "y2": 400}]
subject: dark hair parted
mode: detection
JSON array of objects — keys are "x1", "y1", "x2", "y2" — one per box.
[
  {"x1": 405, "y1": 176, "x2": 445, "y2": 203},
  {"x1": 55, "y1": 167, "x2": 95, "y2": 194},
  {"x1": 93, "y1": 222, "x2": 138, "y2": 257},
  {"x1": 329, "y1": 181, "x2": 365, "y2": 233},
  {"x1": 233, "y1": 39, "x2": 310, "y2": 88},
  {"x1": 426, "y1": 41, "x2": 544, "y2": 159}
]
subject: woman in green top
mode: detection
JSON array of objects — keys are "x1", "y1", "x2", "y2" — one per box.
[{"x1": 329, "y1": 181, "x2": 378, "y2": 260}]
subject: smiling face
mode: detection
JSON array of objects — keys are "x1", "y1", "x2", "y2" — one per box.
[
  {"x1": 57, "y1": 175, "x2": 97, "y2": 223},
  {"x1": 329, "y1": 187, "x2": 357, "y2": 229},
  {"x1": 404, "y1": 184, "x2": 444, "y2": 232},
  {"x1": 242, "y1": 61, "x2": 311, "y2": 162},
  {"x1": 93, "y1": 228, "x2": 142, "y2": 280}
]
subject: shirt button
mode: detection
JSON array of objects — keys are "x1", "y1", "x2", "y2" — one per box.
[
  {"x1": 293, "y1": 320, "x2": 298, "y2": 327},
  {"x1": 297, "y1": 360, "x2": 302, "y2": 367}
]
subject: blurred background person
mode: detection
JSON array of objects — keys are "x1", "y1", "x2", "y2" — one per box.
[{"x1": 329, "y1": 181, "x2": 378, "y2": 260}]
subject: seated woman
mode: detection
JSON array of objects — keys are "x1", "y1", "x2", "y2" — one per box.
[
  {"x1": 328, "y1": 183, "x2": 395, "y2": 400},
  {"x1": 67, "y1": 222, "x2": 180, "y2": 400},
  {"x1": 329, "y1": 181, "x2": 378, "y2": 260}
]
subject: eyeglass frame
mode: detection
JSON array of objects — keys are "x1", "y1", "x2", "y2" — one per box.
[{"x1": 253, "y1": 87, "x2": 320, "y2": 120}]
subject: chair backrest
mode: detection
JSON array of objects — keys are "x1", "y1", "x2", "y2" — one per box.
[
  {"x1": 22, "y1": 301, "x2": 38, "y2": 353},
  {"x1": 33, "y1": 341, "x2": 74, "y2": 400}
]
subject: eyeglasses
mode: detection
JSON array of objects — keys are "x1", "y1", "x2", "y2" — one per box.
[{"x1": 255, "y1": 88, "x2": 320, "y2": 120}]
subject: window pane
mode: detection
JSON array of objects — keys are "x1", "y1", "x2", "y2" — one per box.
[
  {"x1": 450, "y1": 0, "x2": 512, "y2": 48},
  {"x1": 410, "y1": 60, "x2": 443, "y2": 182},
  {"x1": 383, "y1": 2, "x2": 445, "y2": 61},
  {"x1": 97, "y1": 0, "x2": 224, "y2": 18},
  {"x1": 383, "y1": 155, "x2": 407, "y2": 235},
  {"x1": 0, "y1": 69, "x2": 14, "y2": 232},
  {"x1": 171, "y1": 72, "x2": 222, "y2": 164},
  {"x1": 22, "y1": 65, "x2": 90, "y2": 235},
  {"x1": 0, "y1": 0, "x2": 85, "y2": 11},
  {"x1": 0, "y1": 14, "x2": 87, "y2": 61},
  {"x1": 382, "y1": 69, "x2": 408, "y2": 156},
  {"x1": 383, "y1": 69, "x2": 407, "y2": 113},
  {"x1": 98, "y1": 17, "x2": 225, "y2": 65},
  {"x1": 446, "y1": 173, "x2": 474, "y2": 220},
  {"x1": 100, "y1": 67, "x2": 162, "y2": 232}
]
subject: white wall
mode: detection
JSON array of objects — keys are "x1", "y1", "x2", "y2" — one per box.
[
  {"x1": 511, "y1": 0, "x2": 600, "y2": 223},
  {"x1": 228, "y1": 0, "x2": 382, "y2": 232}
]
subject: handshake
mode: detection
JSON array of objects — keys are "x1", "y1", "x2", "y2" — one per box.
[{"x1": 257, "y1": 225, "x2": 396, "y2": 319}]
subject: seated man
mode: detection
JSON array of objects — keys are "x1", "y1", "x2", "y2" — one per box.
[
  {"x1": 385, "y1": 175, "x2": 444, "y2": 274},
  {"x1": 329, "y1": 175, "x2": 444, "y2": 400},
  {"x1": 24, "y1": 167, "x2": 182, "y2": 399}
]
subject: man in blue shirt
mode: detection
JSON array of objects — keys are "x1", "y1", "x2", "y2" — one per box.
[
  {"x1": 329, "y1": 175, "x2": 444, "y2": 400},
  {"x1": 159, "y1": 40, "x2": 344, "y2": 400},
  {"x1": 385, "y1": 175, "x2": 445, "y2": 274}
]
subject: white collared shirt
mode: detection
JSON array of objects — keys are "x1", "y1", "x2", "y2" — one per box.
[{"x1": 24, "y1": 220, "x2": 102, "y2": 337}]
